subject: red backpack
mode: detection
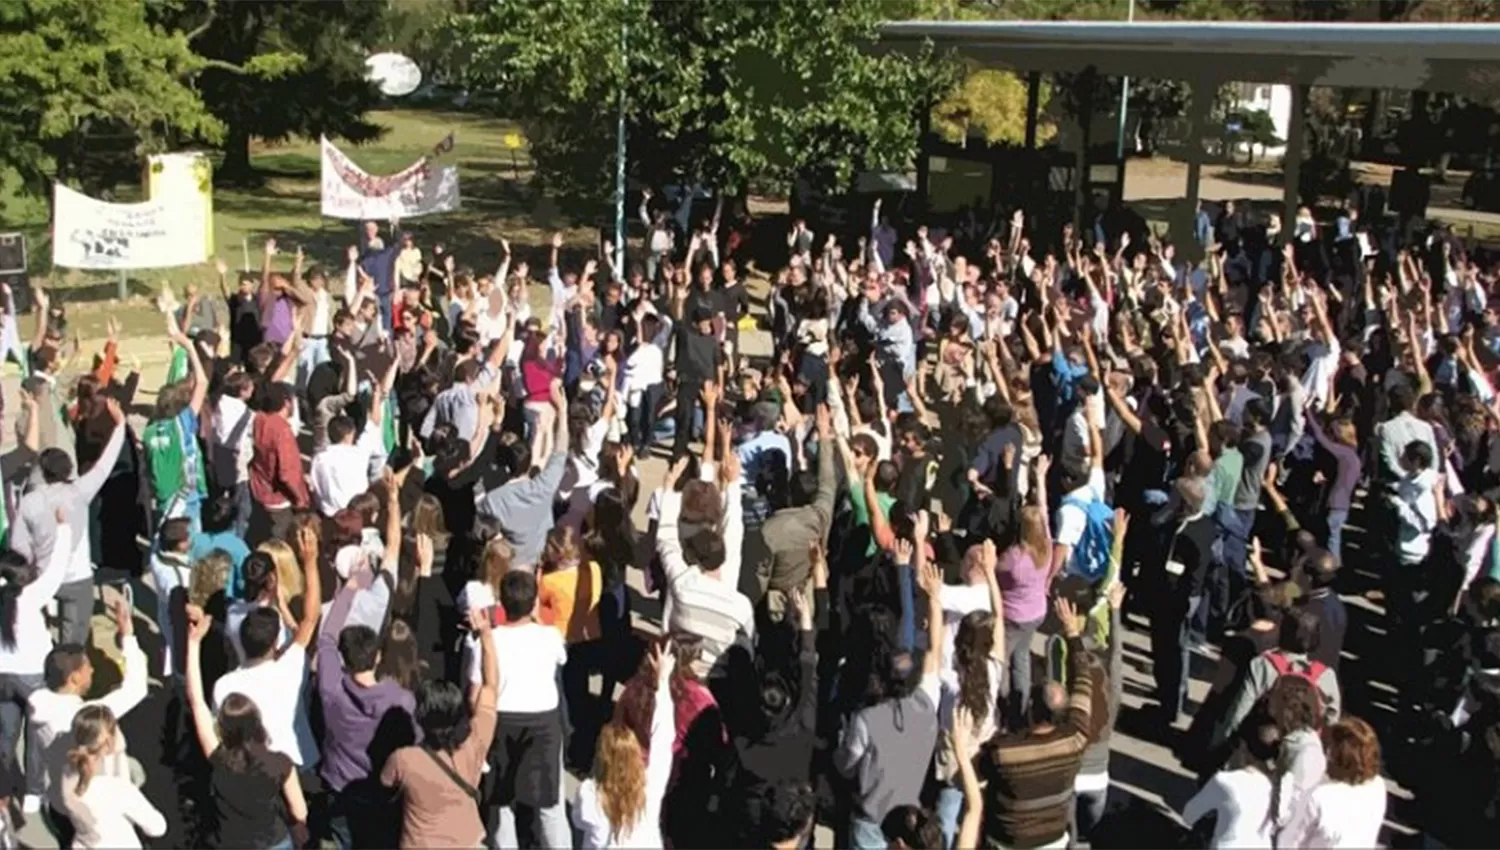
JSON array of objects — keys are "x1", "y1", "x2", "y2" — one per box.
[{"x1": 1264, "y1": 650, "x2": 1329, "y2": 718}]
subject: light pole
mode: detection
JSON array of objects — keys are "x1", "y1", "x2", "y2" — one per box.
[
  {"x1": 613, "y1": 0, "x2": 628, "y2": 273},
  {"x1": 1114, "y1": 0, "x2": 1135, "y2": 161}
]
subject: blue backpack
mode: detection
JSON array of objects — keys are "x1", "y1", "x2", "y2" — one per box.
[{"x1": 1061, "y1": 495, "x2": 1115, "y2": 581}]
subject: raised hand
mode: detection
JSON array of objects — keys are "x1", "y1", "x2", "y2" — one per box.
[
  {"x1": 113, "y1": 597, "x2": 134, "y2": 639},
  {"x1": 186, "y1": 606, "x2": 212, "y2": 644},
  {"x1": 1055, "y1": 596, "x2": 1081, "y2": 638}
]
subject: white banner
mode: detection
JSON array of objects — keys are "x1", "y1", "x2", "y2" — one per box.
[
  {"x1": 52, "y1": 183, "x2": 207, "y2": 270},
  {"x1": 319, "y1": 136, "x2": 459, "y2": 221},
  {"x1": 147, "y1": 152, "x2": 214, "y2": 255}
]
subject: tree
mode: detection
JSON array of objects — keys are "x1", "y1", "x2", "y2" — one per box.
[
  {"x1": 446, "y1": 0, "x2": 947, "y2": 219},
  {"x1": 932, "y1": 68, "x2": 1054, "y2": 147},
  {"x1": 1223, "y1": 109, "x2": 1283, "y2": 163},
  {"x1": 155, "y1": 0, "x2": 386, "y2": 182},
  {"x1": 0, "y1": 0, "x2": 225, "y2": 207},
  {"x1": 1129, "y1": 79, "x2": 1189, "y2": 156}
]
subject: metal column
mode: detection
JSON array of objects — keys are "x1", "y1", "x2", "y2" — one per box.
[{"x1": 1282, "y1": 83, "x2": 1310, "y2": 241}]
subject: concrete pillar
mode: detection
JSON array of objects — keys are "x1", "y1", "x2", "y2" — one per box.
[
  {"x1": 1174, "y1": 77, "x2": 1215, "y2": 264},
  {"x1": 1283, "y1": 83, "x2": 1310, "y2": 241},
  {"x1": 1073, "y1": 75, "x2": 1094, "y2": 231}
]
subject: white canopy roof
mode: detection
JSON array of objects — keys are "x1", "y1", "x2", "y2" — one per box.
[{"x1": 878, "y1": 21, "x2": 1500, "y2": 97}]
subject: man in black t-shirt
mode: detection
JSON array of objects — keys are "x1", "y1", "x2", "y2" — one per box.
[{"x1": 1148, "y1": 476, "x2": 1218, "y2": 726}]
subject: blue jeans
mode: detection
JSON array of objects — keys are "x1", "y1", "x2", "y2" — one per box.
[
  {"x1": 1327, "y1": 507, "x2": 1349, "y2": 565},
  {"x1": 850, "y1": 815, "x2": 885, "y2": 850},
  {"x1": 0, "y1": 673, "x2": 42, "y2": 795},
  {"x1": 1151, "y1": 592, "x2": 1201, "y2": 719},
  {"x1": 1006, "y1": 618, "x2": 1043, "y2": 727},
  {"x1": 935, "y1": 783, "x2": 964, "y2": 849},
  {"x1": 297, "y1": 335, "x2": 330, "y2": 390}
]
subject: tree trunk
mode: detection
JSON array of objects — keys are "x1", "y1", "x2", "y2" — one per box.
[{"x1": 219, "y1": 123, "x2": 255, "y2": 183}]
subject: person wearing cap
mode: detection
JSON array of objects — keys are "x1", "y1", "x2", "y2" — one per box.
[{"x1": 1147, "y1": 474, "x2": 1218, "y2": 727}]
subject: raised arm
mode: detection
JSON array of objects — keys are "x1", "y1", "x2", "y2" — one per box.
[
  {"x1": 864, "y1": 465, "x2": 896, "y2": 553},
  {"x1": 185, "y1": 608, "x2": 221, "y2": 757},
  {"x1": 167, "y1": 311, "x2": 208, "y2": 415},
  {"x1": 916, "y1": 512, "x2": 942, "y2": 678},
  {"x1": 982, "y1": 540, "x2": 1006, "y2": 665},
  {"x1": 287, "y1": 524, "x2": 322, "y2": 650},
  {"x1": 75, "y1": 398, "x2": 125, "y2": 501},
  {"x1": 29, "y1": 288, "x2": 48, "y2": 354}
]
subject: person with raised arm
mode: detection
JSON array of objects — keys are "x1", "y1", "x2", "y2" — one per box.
[
  {"x1": 186, "y1": 606, "x2": 308, "y2": 849},
  {"x1": 834, "y1": 511, "x2": 943, "y2": 850}
]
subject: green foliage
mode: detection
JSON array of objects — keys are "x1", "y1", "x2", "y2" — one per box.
[
  {"x1": 933, "y1": 67, "x2": 1054, "y2": 146},
  {"x1": 0, "y1": 0, "x2": 223, "y2": 205},
  {"x1": 447, "y1": 0, "x2": 947, "y2": 219},
  {"x1": 155, "y1": 0, "x2": 387, "y2": 180}
]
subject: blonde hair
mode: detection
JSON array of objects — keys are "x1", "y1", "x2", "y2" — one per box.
[
  {"x1": 67, "y1": 705, "x2": 117, "y2": 797},
  {"x1": 1019, "y1": 505, "x2": 1050, "y2": 568},
  {"x1": 542, "y1": 526, "x2": 581, "y2": 573},
  {"x1": 189, "y1": 550, "x2": 233, "y2": 607},
  {"x1": 481, "y1": 538, "x2": 514, "y2": 597},
  {"x1": 257, "y1": 539, "x2": 303, "y2": 603},
  {"x1": 593, "y1": 722, "x2": 646, "y2": 843},
  {"x1": 410, "y1": 495, "x2": 446, "y2": 538}
]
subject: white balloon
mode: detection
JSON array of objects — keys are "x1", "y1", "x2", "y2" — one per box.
[{"x1": 365, "y1": 52, "x2": 423, "y2": 98}]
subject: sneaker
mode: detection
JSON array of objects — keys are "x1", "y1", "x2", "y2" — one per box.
[{"x1": 21, "y1": 794, "x2": 40, "y2": 814}]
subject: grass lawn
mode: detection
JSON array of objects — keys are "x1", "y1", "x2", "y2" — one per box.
[{"x1": 7, "y1": 108, "x2": 600, "y2": 340}]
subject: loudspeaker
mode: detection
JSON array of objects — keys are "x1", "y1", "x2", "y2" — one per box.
[
  {"x1": 0, "y1": 233, "x2": 24, "y2": 275},
  {"x1": 0, "y1": 235, "x2": 29, "y2": 314}
]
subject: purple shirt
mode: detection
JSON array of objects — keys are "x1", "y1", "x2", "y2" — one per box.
[
  {"x1": 1308, "y1": 419, "x2": 1362, "y2": 512},
  {"x1": 997, "y1": 546, "x2": 1050, "y2": 625},
  {"x1": 260, "y1": 290, "x2": 295, "y2": 345},
  {"x1": 316, "y1": 584, "x2": 419, "y2": 791}
]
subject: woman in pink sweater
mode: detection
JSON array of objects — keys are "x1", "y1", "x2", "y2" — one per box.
[{"x1": 520, "y1": 320, "x2": 562, "y2": 465}]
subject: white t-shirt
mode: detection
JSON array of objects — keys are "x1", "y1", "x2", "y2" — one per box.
[
  {"x1": 61, "y1": 773, "x2": 166, "y2": 849},
  {"x1": 213, "y1": 643, "x2": 317, "y2": 767},
  {"x1": 467, "y1": 622, "x2": 567, "y2": 714},
  {"x1": 1055, "y1": 467, "x2": 1107, "y2": 550},
  {"x1": 1281, "y1": 777, "x2": 1387, "y2": 849},
  {"x1": 938, "y1": 583, "x2": 992, "y2": 674},
  {"x1": 1181, "y1": 767, "x2": 1286, "y2": 849},
  {"x1": 1301, "y1": 337, "x2": 1341, "y2": 410},
  {"x1": 224, "y1": 600, "x2": 291, "y2": 666},
  {"x1": 938, "y1": 656, "x2": 1004, "y2": 734},
  {"x1": 624, "y1": 343, "x2": 665, "y2": 401}
]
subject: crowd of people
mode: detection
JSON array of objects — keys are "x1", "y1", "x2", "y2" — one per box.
[{"x1": 0, "y1": 183, "x2": 1494, "y2": 850}]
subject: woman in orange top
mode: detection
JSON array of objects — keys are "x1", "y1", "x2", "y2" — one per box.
[
  {"x1": 541, "y1": 525, "x2": 608, "y2": 771},
  {"x1": 539, "y1": 526, "x2": 602, "y2": 643}
]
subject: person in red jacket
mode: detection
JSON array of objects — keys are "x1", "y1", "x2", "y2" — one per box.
[{"x1": 248, "y1": 383, "x2": 308, "y2": 545}]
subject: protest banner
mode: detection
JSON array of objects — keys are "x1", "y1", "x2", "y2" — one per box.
[
  {"x1": 319, "y1": 135, "x2": 460, "y2": 220},
  {"x1": 52, "y1": 184, "x2": 207, "y2": 270},
  {"x1": 147, "y1": 152, "x2": 214, "y2": 256}
]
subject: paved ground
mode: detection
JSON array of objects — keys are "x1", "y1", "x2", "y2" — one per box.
[
  {"x1": 1123, "y1": 157, "x2": 1500, "y2": 238},
  {"x1": 9, "y1": 296, "x2": 1426, "y2": 848}
]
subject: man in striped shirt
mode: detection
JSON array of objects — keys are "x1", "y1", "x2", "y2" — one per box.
[
  {"x1": 656, "y1": 455, "x2": 754, "y2": 679},
  {"x1": 976, "y1": 599, "x2": 1106, "y2": 849}
]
